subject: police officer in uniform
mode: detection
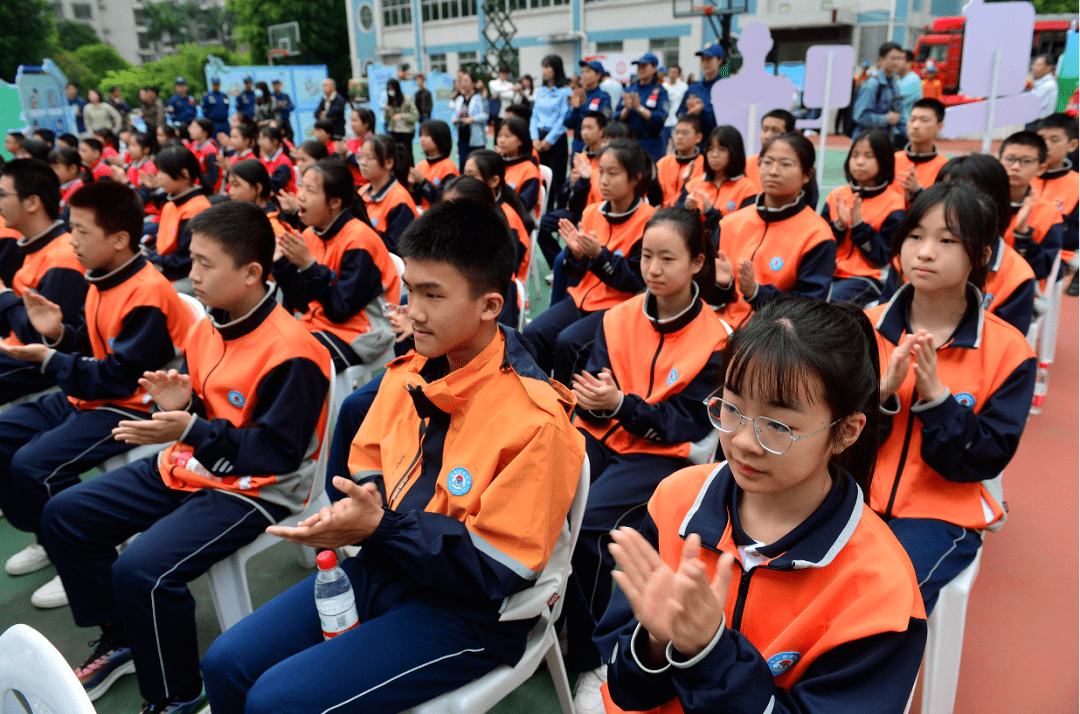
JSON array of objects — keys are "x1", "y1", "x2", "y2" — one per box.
[
  {"x1": 166, "y1": 77, "x2": 197, "y2": 128},
  {"x1": 678, "y1": 42, "x2": 726, "y2": 150},
  {"x1": 235, "y1": 75, "x2": 257, "y2": 119},
  {"x1": 271, "y1": 78, "x2": 295, "y2": 137},
  {"x1": 616, "y1": 52, "x2": 670, "y2": 162},
  {"x1": 201, "y1": 77, "x2": 231, "y2": 140},
  {"x1": 564, "y1": 60, "x2": 613, "y2": 155}
]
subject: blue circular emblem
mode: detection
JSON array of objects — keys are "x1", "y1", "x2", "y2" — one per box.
[
  {"x1": 727, "y1": 200, "x2": 736, "y2": 211},
  {"x1": 228, "y1": 390, "x2": 246, "y2": 408},
  {"x1": 370, "y1": 216, "x2": 379, "y2": 227},
  {"x1": 982, "y1": 292, "x2": 995, "y2": 310},
  {"x1": 666, "y1": 368, "x2": 678, "y2": 386},
  {"x1": 955, "y1": 392, "x2": 976, "y2": 408},
  {"x1": 614, "y1": 249, "x2": 624, "y2": 257},
  {"x1": 769, "y1": 256, "x2": 784, "y2": 271},
  {"x1": 433, "y1": 177, "x2": 441, "y2": 186},
  {"x1": 508, "y1": 182, "x2": 516, "y2": 190},
  {"x1": 766, "y1": 651, "x2": 801, "y2": 676},
  {"x1": 447, "y1": 467, "x2": 472, "y2": 496},
  {"x1": 107, "y1": 337, "x2": 115, "y2": 350}
]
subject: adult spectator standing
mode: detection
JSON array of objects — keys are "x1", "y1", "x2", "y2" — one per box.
[
  {"x1": 414, "y1": 72, "x2": 433, "y2": 125},
  {"x1": 517, "y1": 74, "x2": 536, "y2": 111},
  {"x1": 384, "y1": 77, "x2": 419, "y2": 168},
  {"x1": 617, "y1": 52, "x2": 669, "y2": 162},
  {"x1": 662, "y1": 64, "x2": 688, "y2": 154},
  {"x1": 83, "y1": 89, "x2": 122, "y2": 137},
  {"x1": 896, "y1": 49, "x2": 923, "y2": 141},
  {"x1": 140, "y1": 87, "x2": 165, "y2": 130},
  {"x1": 271, "y1": 78, "x2": 294, "y2": 135},
  {"x1": 488, "y1": 66, "x2": 516, "y2": 137},
  {"x1": 451, "y1": 70, "x2": 489, "y2": 170},
  {"x1": 678, "y1": 43, "x2": 724, "y2": 148},
  {"x1": 253, "y1": 81, "x2": 279, "y2": 128},
  {"x1": 599, "y1": 69, "x2": 623, "y2": 112},
  {"x1": 530, "y1": 55, "x2": 574, "y2": 212},
  {"x1": 235, "y1": 76, "x2": 257, "y2": 119},
  {"x1": 201, "y1": 77, "x2": 231, "y2": 140},
  {"x1": 66, "y1": 83, "x2": 87, "y2": 136},
  {"x1": 1027, "y1": 55, "x2": 1059, "y2": 130},
  {"x1": 166, "y1": 77, "x2": 197, "y2": 128},
  {"x1": 565, "y1": 59, "x2": 612, "y2": 155},
  {"x1": 106, "y1": 86, "x2": 130, "y2": 124},
  {"x1": 315, "y1": 78, "x2": 347, "y2": 137},
  {"x1": 853, "y1": 42, "x2": 905, "y2": 145}
]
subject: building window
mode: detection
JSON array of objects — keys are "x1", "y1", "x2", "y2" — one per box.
[
  {"x1": 50, "y1": 2, "x2": 63, "y2": 19},
  {"x1": 650, "y1": 37, "x2": 679, "y2": 70},
  {"x1": 422, "y1": 0, "x2": 477, "y2": 21},
  {"x1": 596, "y1": 41, "x2": 623, "y2": 53},
  {"x1": 429, "y1": 53, "x2": 448, "y2": 74},
  {"x1": 133, "y1": 8, "x2": 146, "y2": 24},
  {"x1": 509, "y1": 0, "x2": 568, "y2": 7},
  {"x1": 383, "y1": 0, "x2": 411, "y2": 26},
  {"x1": 138, "y1": 32, "x2": 149, "y2": 49},
  {"x1": 72, "y1": 3, "x2": 92, "y2": 19},
  {"x1": 359, "y1": 4, "x2": 373, "y2": 31},
  {"x1": 459, "y1": 51, "x2": 481, "y2": 75}
]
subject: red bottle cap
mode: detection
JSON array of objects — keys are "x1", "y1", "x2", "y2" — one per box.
[{"x1": 316, "y1": 550, "x2": 338, "y2": 570}]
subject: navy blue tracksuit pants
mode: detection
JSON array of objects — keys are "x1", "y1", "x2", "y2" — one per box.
[
  {"x1": 562, "y1": 430, "x2": 686, "y2": 673},
  {"x1": 0, "y1": 353, "x2": 59, "y2": 405},
  {"x1": 522, "y1": 298, "x2": 604, "y2": 385},
  {"x1": 40, "y1": 457, "x2": 290, "y2": 702},
  {"x1": 887, "y1": 517, "x2": 983, "y2": 615}
]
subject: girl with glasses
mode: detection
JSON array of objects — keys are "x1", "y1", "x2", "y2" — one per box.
[{"x1": 593, "y1": 296, "x2": 926, "y2": 714}]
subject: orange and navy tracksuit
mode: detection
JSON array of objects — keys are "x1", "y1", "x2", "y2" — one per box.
[
  {"x1": 656, "y1": 151, "x2": 705, "y2": 208},
  {"x1": 262, "y1": 147, "x2": 296, "y2": 195},
  {"x1": 595, "y1": 462, "x2": 927, "y2": 714},
  {"x1": 537, "y1": 149, "x2": 603, "y2": 267},
  {"x1": 58, "y1": 177, "x2": 85, "y2": 228},
  {"x1": 126, "y1": 158, "x2": 161, "y2": 220},
  {"x1": 745, "y1": 154, "x2": 820, "y2": 208},
  {"x1": 503, "y1": 154, "x2": 542, "y2": 218},
  {"x1": 709, "y1": 194, "x2": 836, "y2": 328},
  {"x1": 524, "y1": 198, "x2": 655, "y2": 382},
  {"x1": 1004, "y1": 189, "x2": 1064, "y2": 280},
  {"x1": 0, "y1": 253, "x2": 192, "y2": 543},
  {"x1": 147, "y1": 187, "x2": 212, "y2": 281},
  {"x1": 982, "y1": 237, "x2": 1036, "y2": 335},
  {"x1": 201, "y1": 326, "x2": 586, "y2": 713},
  {"x1": 869, "y1": 282, "x2": 1036, "y2": 610},
  {"x1": 1031, "y1": 160, "x2": 1079, "y2": 257},
  {"x1": 890, "y1": 144, "x2": 949, "y2": 203},
  {"x1": 0, "y1": 220, "x2": 87, "y2": 403},
  {"x1": 344, "y1": 135, "x2": 369, "y2": 188},
  {"x1": 501, "y1": 200, "x2": 531, "y2": 282},
  {"x1": 42, "y1": 286, "x2": 331, "y2": 703},
  {"x1": 88, "y1": 158, "x2": 111, "y2": 182},
  {"x1": 412, "y1": 154, "x2": 458, "y2": 210},
  {"x1": 679, "y1": 174, "x2": 759, "y2": 234},
  {"x1": 190, "y1": 139, "x2": 222, "y2": 194},
  {"x1": 564, "y1": 290, "x2": 729, "y2": 673},
  {"x1": 272, "y1": 211, "x2": 401, "y2": 369},
  {"x1": 0, "y1": 216, "x2": 23, "y2": 287},
  {"x1": 821, "y1": 182, "x2": 905, "y2": 303},
  {"x1": 360, "y1": 178, "x2": 418, "y2": 253}
]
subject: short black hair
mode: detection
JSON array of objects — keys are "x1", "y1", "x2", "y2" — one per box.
[
  {"x1": 58, "y1": 133, "x2": 79, "y2": 149},
  {"x1": 398, "y1": 198, "x2": 516, "y2": 299},
  {"x1": 19, "y1": 139, "x2": 50, "y2": 161},
  {"x1": 879, "y1": 42, "x2": 903, "y2": 58},
  {"x1": 296, "y1": 139, "x2": 330, "y2": 162},
  {"x1": 6, "y1": 132, "x2": 24, "y2": 142},
  {"x1": 911, "y1": 97, "x2": 946, "y2": 123},
  {"x1": 1000, "y1": 130, "x2": 1048, "y2": 164},
  {"x1": 581, "y1": 111, "x2": 609, "y2": 130},
  {"x1": 1038, "y1": 113, "x2": 1079, "y2": 141},
  {"x1": 419, "y1": 119, "x2": 453, "y2": 156},
  {"x1": 187, "y1": 201, "x2": 274, "y2": 280},
  {"x1": 904, "y1": 49, "x2": 915, "y2": 63},
  {"x1": 67, "y1": 182, "x2": 144, "y2": 251},
  {"x1": 675, "y1": 114, "x2": 704, "y2": 136},
  {"x1": 762, "y1": 108, "x2": 796, "y2": 133},
  {"x1": 314, "y1": 118, "x2": 336, "y2": 137},
  {"x1": 80, "y1": 137, "x2": 103, "y2": 155},
  {"x1": 704, "y1": 124, "x2": 746, "y2": 180},
  {"x1": 504, "y1": 104, "x2": 531, "y2": 120},
  {"x1": 846, "y1": 129, "x2": 896, "y2": 186},
  {"x1": 1, "y1": 158, "x2": 61, "y2": 220},
  {"x1": 602, "y1": 121, "x2": 632, "y2": 141},
  {"x1": 33, "y1": 128, "x2": 55, "y2": 146}
]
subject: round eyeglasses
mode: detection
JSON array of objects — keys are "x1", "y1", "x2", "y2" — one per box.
[{"x1": 703, "y1": 395, "x2": 839, "y2": 455}]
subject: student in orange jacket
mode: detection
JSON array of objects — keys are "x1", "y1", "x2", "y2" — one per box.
[
  {"x1": 359, "y1": 134, "x2": 418, "y2": 254},
  {"x1": 591, "y1": 298, "x2": 925, "y2": 714},
  {"x1": 891, "y1": 98, "x2": 949, "y2": 206},
  {"x1": 226, "y1": 160, "x2": 290, "y2": 241},
  {"x1": 463, "y1": 150, "x2": 536, "y2": 281},
  {"x1": 655, "y1": 115, "x2": 705, "y2": 208},
  {"x1": 145, "y1": 145, "x2": 212, "y2": 282},
  {"x1": 744, "y1": 109, "x2": 818, "y2": 208},
  {"x1": 258, "y1": 125, "x2": 296, "y2": 195},
  {"x1": 871, "y1": 181, "x2": 1036, "y2": 612},
  {"x1": 1034, "y1": 114, "x2": 1079, "y2": 254},
  {"x1": 563, "y1": 208, "x2": 730, "y2": 703},
  {"x1": 497, "y1": 116, "x2": 543, "y2": 218},
  {"x1": 999, "y1": 131, "x2": 1065, "y2": 281},
  {"x1": 681, "y1": 125, "x2": 759, "y2": 235},
  {"x1": 408, "y1": 120, "x2": 458, "y2": 210}
]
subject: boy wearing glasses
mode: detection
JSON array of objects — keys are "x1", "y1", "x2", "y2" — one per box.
[{"x1": 999, "y1": 131, "x2": 1064, "y2": 281}]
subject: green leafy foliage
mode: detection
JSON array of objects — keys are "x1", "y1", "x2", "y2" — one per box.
[
  {"x1": 56, "y1": 20, "x2": 101, "y2": 52},
  {"x1": 0, "y1": 0, "x2": 55, "y2": 83},
  {"x1": 227, "y1": 0, "x2": 350, "y2": 86},
  {"x1": 99, "y1": 43, "x2": 246, "y2": 109}
]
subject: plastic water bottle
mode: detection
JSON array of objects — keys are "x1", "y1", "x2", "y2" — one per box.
[
  {"x1": 1029, "y1": 362, "x2": 1049, "y2": 415},
  {"x1": 314, "y1": 550, "x2": 358, "y2": 640},
  {"x1": 173, "y1": 450, "x2": 213, "y2": 479}
]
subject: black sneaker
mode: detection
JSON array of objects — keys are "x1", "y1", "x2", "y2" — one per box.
[
  {"x1": 75, "y1": 630, "x2": 136, "y2": 701},
  {"x1": 137, "y1": 691, "x2": 208, "y2": 714}
]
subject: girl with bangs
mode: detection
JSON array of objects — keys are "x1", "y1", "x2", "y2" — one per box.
[{"x1": 681, "y1": 125, "x2": 759, "y2": 233}]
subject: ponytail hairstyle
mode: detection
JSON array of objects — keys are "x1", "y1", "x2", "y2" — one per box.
[
  {"x1": 440, "y1": 175, "x2": 497, "y2": 208},
  {"x1": 598, "y1": 138, "x2": 651, "y2": 200},
  {"x1": 157, "y1": 123, "x2": 178, "y2": 145},
  {"x1": 155, "y1": 145, "x2": 203, "y2": 188},
  {"x1": 93, "y1": 127, "x2": 117, "y2": 151},
  {"x1": 190, "y1": 117, "x2": 215, "y2": 143},
  {"x1": 843, "y1": 128, "x2": 895, "y2": 187},
  {"x1": 49, "y1": 146, "x2": 92, "y2": 184},
  {"x1": 307, "y1": 158, "x2": 371, "y2": 225},
  {"x1": 935, "y1": 153, "x2": 1012, "y2": 238},
  {"x1": 703, "y1": 125, "x2": 747, "y2": 181},
  {"x1": 231, "y1": 122, "x2": 256, "y2": 149},
  {"x1": 297, "y1": 139, "x2": 330, "y2": 162},
  {"x1": 645, "y1": 206, "x2": 717, "y2": 302},
  {"x1": 352, "y1": 106, "x2": 376, "y2": 135},
  {"x1": 419, "y1": 119, "x2": 453, "y2": 158},
  {"x1": 499, "y1": 117, "x2": 532, "y2": 161},
  {"x1": 259, "y1": 124, "x2": 284, "y2": 147},
  {"x1": 720, "y1": 296, "x2": 883, "y2": 498},
  {"x1": 467, "y1": 148, "x2": 535, "y2": 233},
  {"x1": 365, "y1": 133, "x2": 410, "y2": 186},
  {"x1": 229, "y1": 159, "x2": 273, "y2": 201}
]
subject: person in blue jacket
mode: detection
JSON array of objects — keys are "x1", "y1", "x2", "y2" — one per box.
[
  {"x1": 677, "y1": 42, "x2": 725, "y2": 151},
  {"x1": 201, "y1": 77, "x2": 231, "y2": 140},
  {"x1": 617, "y1": 53, "x2": 669, "y2": 162},
  {"x1": 166, "y1": 77, "x2": 197, "y2": 128},
  {"x1": 235, "y1": 76, "x2": 257, "y2": 119},
  {"x1": 271, "y1": 78, "x2": 294, "y2": 134},
  {"x1": 565, "y1": 60, "x2": 612, "y2": 155}
]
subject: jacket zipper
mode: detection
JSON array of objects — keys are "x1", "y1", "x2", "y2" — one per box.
[
  {"x1": 884, "y1": 387, "x2": 919, "y2": 519},
  {"x1": 730, "y1": 567, "x2": 756, "y2": 631},
  {"x1": 388, "y1": 419, "x2": 427, "y2": 508},
  {"x1": 645, "y1": 333, "x2": 665, "y2": 399}
]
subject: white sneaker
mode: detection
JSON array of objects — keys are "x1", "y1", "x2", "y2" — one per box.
[
  {"x1": 31, "y1": 575, "x2": 69, "y2": 609},
  {"x1": 573, "y1": 664, "x2": 607, "y2": 714},
  {"x1": 5, "y1": 543, "x2": 51, "y2": 575}
]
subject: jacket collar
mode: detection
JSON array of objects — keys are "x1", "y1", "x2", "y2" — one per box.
[
  {"x1": 678, "y1": 462, "x2": 865, "y2": 570},
  {"x1": 903, "y1": 142, "x2": 939, "y2": 164},
  {"x1": 208, "y1": 283, "x2": 278, "y2": 340},
  {"x1": 598, "y1": 198, "x2": 643, "y2": 225},
  {"x1": 674, "y1": 148, "x2": 701, "y2": 165},
  {"x1": 850, "y1": 181, "x2": 890, "y2": 200},
  {"x1": 641, "y1": 284, "x2": 702, "y2": 334},
  {"x1": 1041, "y1": 158, "x2": 1074, "y2": 181},
  {"x1": 874, "y1": 281, "x2": 985, "y2": 349},
  {"x1": 86, "y1": 253, "x2": 145, "y2": 290},
  {"x1": 1009, "y1": 186, "x2": 1033, "y2": 214},
  {"x1": 167, "y1": 186, "x2": 203, "y2": 206},
  {"x1": 363, "y1": 177, "x2": 397, "y2": 202},
  {"x1": 754, "y1": 191, "x2": 806, "y2": 223},
  {"x1": 989, "y1": 236, "x2": 1005, "y2": 272},
  {"x1": 312, "y1": 210, "x2": 352, "y2": 242},
  {"x1": 18, "y1": 220, "x2": 67, "y2": 254},
  {"x1": 503, "y1": 154, "x2": 533, "y2": 167}
]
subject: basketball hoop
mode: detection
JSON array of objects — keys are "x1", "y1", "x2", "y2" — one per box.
[{"x1": 268, "y1": 48, "x2": 289, "y2": 65}]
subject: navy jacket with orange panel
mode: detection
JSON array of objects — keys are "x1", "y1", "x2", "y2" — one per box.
[
  {"x1": 821, "y1": 183, "x2": 905, "y2": 280},
  {"x1": 347, "y1": 327, "x2": 585, "y2": 663},
  {"x1": 889, "y1": 146, "x2": 949, "y2": 203},
  {"x1": 158, "y1": 288, "x2": 331, "y2": 515},
  {"x1": 413, "y1": 155, "x2": 458, "y2": 210},
  {"x1": 503, "y1": 155, "x2": 542, "y2": 218},
  {"x1": 0, "y1": 216, "x2": 23, "y2": 288},
  {"x1": 656, "y1": 152, "x2": 705, "y2": 208},
  {"x1": 0, "y1": 220, "x2": 86, "y2": 347},
  {"x1": 868, "y1": 283, "x2": 1036, "y2": 530},
  {"x1": 678, "y1": 175, "x2": 759, "y2": 235},
  {"x1": 360, "y1": 178, "x2": 418, "y2": 254},
  {"x1": 1031, "y1": 162, "x2": 1078, "y2": 253},
  {"x1": 500, "y1": 201, "x2": 531, "y2": 281},
  {"x1": 41, "y1": 255, "x2": 193, "y2": 413},
  {"x1": 1004, "y1": 191, "x2": 1064, "y2": 280},
  {"x1": 981, "y1": 237, "x2": 1036, "y2": 335},
  {"x1": 564, "y1": 150, "x2": 604, "y2": 217},
  {"x1": 565, "y1": 199, "x2": 655, "y2": 312},
  {"x1": 708, "y1": 195, "x2": 836, "y2": 328},
  {"x1": 261, "y1": 148, "x2": 296, "y2": 195},
  {"x1": 595, "y1": 463, "x2": 926, "y2": 714},
  {"x1": 151, "y1": 188, "x2": 212, "y2": 281},
  {"x1": 272, "y1": 212, "x2": 401, "y2": 365},
  {"x1": 576, "y1": 290, "x2": 727, "y2": 460}
]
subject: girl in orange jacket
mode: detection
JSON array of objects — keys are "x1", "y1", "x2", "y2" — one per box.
[{"x1": 358, "y1": 134, "x2": 418, "y2": 254}]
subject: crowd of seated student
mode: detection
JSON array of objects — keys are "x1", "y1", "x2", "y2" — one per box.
[{"x1": 0, "y1": 97, "x2": 1073, "y2": 714}]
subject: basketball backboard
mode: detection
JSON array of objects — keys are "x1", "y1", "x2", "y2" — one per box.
[{"x1": 268, "y1": 21, "x2": 301, "y2": 56}]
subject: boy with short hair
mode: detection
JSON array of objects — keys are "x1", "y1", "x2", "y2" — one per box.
[
  {"x1": 655, "y1": 114, "x2": 705, "y2": 207},
  {"x1": 201, "y1": 199, "x2": 586, "y2": 714},
  {"x1": 0, "y1": 182, "x2": 194, "y2": 608},
  {"x1": 40, "y1": 200, "x2": 331, "y2": 712},
  {"x1": 0, "y1": 159, "x2": 87, "y2": 403},
  {"x1": 78, "y1": 138, "x2": 112, "y2": 182},
  {"x1": 1034, "y1": 113, "x2": 1079, "y2": 293},
  {"x1": 892, "y1": 97, "x2": 949, "y2": 204},
  {"x1": 999, "y1": 131, "x2": 1064, "y2": 281}
]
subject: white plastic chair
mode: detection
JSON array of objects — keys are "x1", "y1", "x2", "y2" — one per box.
[
  {"x1": 537, "y1": 164, "x2": 552, "y2": 221},
  {"x1": 204, "y1": 361, "x2": 336, "y2": 632},
  {"x1": 0, "y1": 624, "x2": 95, "y2": 714},
  {"x1": 514, "y1": 277, "x2": 527, "y2": 331},
  {"x1": 403, "y1": 456, "x2": 591, "y2": 714}
]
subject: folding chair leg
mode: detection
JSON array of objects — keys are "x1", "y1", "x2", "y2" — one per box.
[
  {"x1": 205, "y1": 556, "x2": 254, "y2": 632},
  {"x1": 544, "y1": 643, "x2": 575, "y2": 714}
]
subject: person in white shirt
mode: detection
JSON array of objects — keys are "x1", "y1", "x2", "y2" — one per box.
[
  {"x1": 662, "y1": 64, "x2": 689, "y2": 155},
  {"x1": 488, "y1": 66, "x2": 517, "y2": 136},
  {"x1": 1027, "y1": 54, "x2": 1059, "y2": 130},
  {"x1": 600, "y1": 71, "x2": 623, "y2": 114}
]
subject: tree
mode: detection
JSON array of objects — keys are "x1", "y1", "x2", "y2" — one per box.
[
  {"x1": 100, "y1": 43, "x2": 246, "y2": 109},
  {"x1": 57, "y1": 19, "x2": 101, "y2": 52},
  {"x1": 0, "y1": 0, "x2": 55, "y2": 83}
]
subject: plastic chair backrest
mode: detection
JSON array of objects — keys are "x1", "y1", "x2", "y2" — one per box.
[
  {"x1": 391, "y1": 253, "x2": 407, "y2": 301},
  {"x1": 178, "y1": 292, "x2": 207, "y2": 324},
  {"x1": 0, "y1": 624, "x2": 95, "y2": 714},
  {"x1": 538, "y1": 165, "x2": 553, "y2": 220}
]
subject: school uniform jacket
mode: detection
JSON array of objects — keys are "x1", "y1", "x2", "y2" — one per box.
[
  {"x1": 360, "y1": 178, "x2": 418, "y2": 254},
  {"x1": 501, "y1": 201, "x2": 531, "y2": 281},
  {"x1": 190, "y1": 139, "x2": 221, "y2": 194},
  {"x1": 679, "y1": 175, "x2": 759, "y2": 235},
  {"x1": 821, "y1": 183, "x2": 905, "y2": 280},
  {"x1": 889, "y1": 145, "x2": 949, "y2": 202},
  {"x1": 261, "y1": 148, "x2": 296, "y2": 195},
  {"x1": 0, "y1": 221, "x2": 86, "y2": 346},
  {"x1": 152, "y1": 189, "x2": 212, "y2": 281},
  {"x1": 656, "y1": 152, "x2": 705, "y2": 208},
  {"x1": 272, "y1": 212, "x2": 401, "y2": 364},
  {"x1": 229, "y1": 148, "x2": 256, "y2": 167},
  {"x1": 563, "y1": 87, "x2": 613, "y2": 153},
  {"x1": 159, "y1": 287, "x2": 331, "y2": 515},
  {"x1": 1004, "y1": 190, "x2": 1065, "y2": 280},
  {"x1": 565, "y1": 199, "x2": 655, "y2": 313},
  {"x1": 88, "y1": 159, "x2": 112, "y2": 182},
  {"x1": 347, "y1": 327, "x2": 585, "y2": 662},
  {"x1": 504, "y1": 155, "x2": 542, "y2": 218},
  {"x1": 868, "y1": 283, "x2": 1036, "y2": 530},
  {"x1": 1031, "y1": 161, "x2": 1079, "y2": 253},
  {"x1": 595, "y1": 463, "x2": 926, "y2": 714},
  {"x1": 413, "y1": 155, "x2": 458, "y2": 210},
  {"x1": 0, "y1": 217, "x2": 23, "y2": 288},
  {"x1": 564, "y1": 150, "x2": 605, "y2": 216},
  {"x1": 982, "y1": 237, "x2": 1036, "y2": 336},
  {"x1": 40, "y1": 254, "x2": 193, "y2": 412},
  {"x1": 708, "y1": 194, "x2": 836, "y2": 328},
  {"x1": 125, "y1": 159, "x2": 161, "y2": 219},
  {"x1": 576, "y1": 290, "x2": 727, "y2": 460}
]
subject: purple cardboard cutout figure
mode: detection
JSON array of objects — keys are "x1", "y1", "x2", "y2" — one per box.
[{"x1": 711, "y1": 22, "x2": 798, "y2": 157}]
